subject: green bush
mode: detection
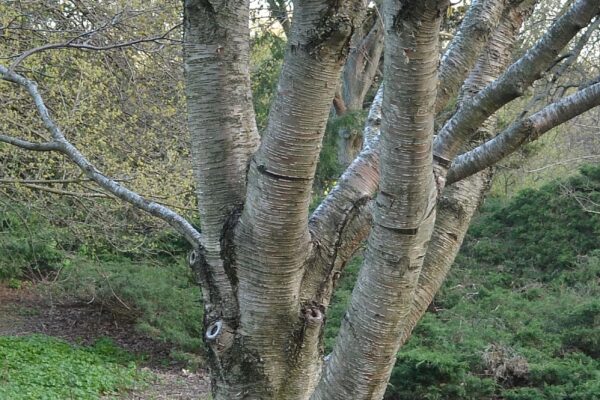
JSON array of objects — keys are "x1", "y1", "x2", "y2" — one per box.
[
  {"x1": 250, "y1": 31, "x2": 286, "y2": 132},
  {"x1": 53, "y1": 258, "x2": 203, "y2": 352},
  {"x1": 0, "y1": 202, "x2": 202, "y2": 353},
  {"x1": 0, "y1": 205, "x2": 72, "y2": 279},
  {"x1": 561, "y1": 300, "x2": 600, "y2": 357},
  {"x1": 460, "y1": 165, "x2": 600, "y2": 276}
]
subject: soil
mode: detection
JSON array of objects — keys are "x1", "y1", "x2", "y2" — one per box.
[{"x1": 0, "y1": 282, "x2": 210, "y2": 399}]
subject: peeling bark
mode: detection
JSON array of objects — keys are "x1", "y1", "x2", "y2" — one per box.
[
  {"x1": 397, "y1": 0, "x2": 533, "y2": 348},
  {"x1": 183, "y1": 0, "x2": 260, "y2": 318},
  {"x1": 222, "y1": 1, "x2": 369, "y2": 398},
  {"x1": 311, "y1": 2, "x2": 448, "y2": 399},
  {"x1": 436, "y1": 0, "x2": 507, "y2": 114}
]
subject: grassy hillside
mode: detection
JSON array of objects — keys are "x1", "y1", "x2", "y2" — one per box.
[{"x1": 327, "y1": 165, "x2": 600, "y2": 399}]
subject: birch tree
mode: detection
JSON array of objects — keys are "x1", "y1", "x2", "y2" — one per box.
[{"x1": 2, "y1": 0, "x2": 600, "y2": 399}]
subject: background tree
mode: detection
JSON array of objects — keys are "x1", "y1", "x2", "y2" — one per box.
[{"x1": 1, "y1": 0, "x2": 600, "y2": 399}]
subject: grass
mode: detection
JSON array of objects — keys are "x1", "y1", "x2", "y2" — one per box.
[{"x1": 0, "y1": 335, "x2": 148, "y2": 400}]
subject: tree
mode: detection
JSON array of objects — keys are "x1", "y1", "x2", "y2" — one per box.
[{"x1": 2, "y1": 0, "x2": 600, "y2": 398}]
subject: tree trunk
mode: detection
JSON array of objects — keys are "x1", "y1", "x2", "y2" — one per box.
[
  {"x1": 311, "y1": 2, "x2": 447, "y2": 398},
  {"x1": 4, "y1": 1, "x2": 600, "y2": 400},
  {"x1": 397, "y1": 0, "x2": 534, "y2": 347},
  {"x1": 336, "y1": 14, "x2": 384, "y2": 167},
  {"x1": 186, "y1": 1, "x2": 368, "y2": 398}
]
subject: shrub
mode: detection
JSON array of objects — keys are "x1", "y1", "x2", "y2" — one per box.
[{"x1": 53, "y1": 258, "x2": 203, "y2": 352}]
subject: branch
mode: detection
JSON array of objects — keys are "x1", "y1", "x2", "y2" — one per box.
[
  {"x1": 183, "y1": 0, "x2": 260, "y2": 318},
  {"x1": 239, "y1": 0, "x2": 368, "y2": 309},
  {"x1": 394, "y1": 1, "x2": 530, "y2": 349},
  {"x1": 0, "y1": 64, "x2": 203, "y2": 248},
  {"x1": 9, "y1": 24, "x2": 181, "y2": 70},
  {"x1": 527, "y1": 155, "x2": 600, "y2": 173},
  {"x1": 306, "y1": 0, "x2": 532, "y2": 293},
  {"x1": 303, "y1": 87, "x2": 382, "y2": 303},
  {"x1": 0, "y1": 134, "x2": 62, "y2": 151},
  {"x1": 266, "y1": 0, "x2": 291, "y2": 36},
  {"x1": 0, "y1": 177, "x2": 130, "y2": 184},
  {"x1": 436, "y1": 0, "x2": 507, "y2": 113},
  {"x1": 518, "y1": 15, "x2": 600, "y2": 117},
  {"x1": 16, "y1": 183, "x2": 109, "y2": 198},
  {"x1": 447, "y1": 80, "x2": 600, "y2": 184},
  {"x1": 434, "y1": 0, "x2": 600, "y2": 168},
  {"x1": 312, "y1": 1, "x2": 446, "y2": 397}
]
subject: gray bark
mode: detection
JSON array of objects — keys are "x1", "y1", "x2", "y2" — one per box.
[
  {"x1": 183, "y1": 0, "x2": 260, "y2": 321},
  {"x1": 209, "y1": 1, "x2": 369, "y2": 398},
  {"x1": 396, "y1": 0, "x2": 534, "y2": 347},
  {"x1": 306, "y1": 0, "x2": 512, "y2": 305},
  {"x1": 436, "y1": 0, "x2": 508, "y2": 114},
  {"x1": 311, "y1": 2, "x2": 447, "y2": 398}
]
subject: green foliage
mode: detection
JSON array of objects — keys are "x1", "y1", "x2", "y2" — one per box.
[
  {"x1": 1, "y1": 1, "x2": 196, "y2": 257},
  {"x1": 53, "y1": 258, "x2": 203, "y2": 352},
  {"x1": 0, "y1": 201, "x2": 190, "y2": 278},
  {"x1": 1, "y1": 202, "x2": 203, "y2": 353},
  {"x1": 325, "y1": 165, "x2": 600, "y2": 399},
  {"x1": 250, "y1": 32, "x2": 286, "y2": 132},
  {"x1": 0, "y1": 204, "x2": 74, "y2": 279},
  {"x1": 323, "y1": 257, "x2": 361, "y2": 353},
  {"x1": 314, "y1": 110, "x2": 368, "y2": 194},
  {"x1": 0, "y1": 335, "x2": 147, "y2": 399},
  {"x1": 460, "y1": 165, "x2": 600, "y2": 275}
]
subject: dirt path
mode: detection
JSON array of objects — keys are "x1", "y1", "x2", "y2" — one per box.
[{"x1": 0, "y1": 283, "x2": 210, "y2": 399}]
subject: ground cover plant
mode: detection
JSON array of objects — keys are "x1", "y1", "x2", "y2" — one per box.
[{"x1": 0, "y1": 335, "x2": 147, "y2": 400}]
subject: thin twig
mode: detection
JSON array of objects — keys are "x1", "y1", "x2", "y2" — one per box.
[{"x1": 9, "y1": 24, "x2": 181, "y2": 70}]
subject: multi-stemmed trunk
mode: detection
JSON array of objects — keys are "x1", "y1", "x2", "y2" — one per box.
[
  {"x1": 3, "y1": 0, "x2": 600, "y2": 399},
  {"x1": 180, "y1": 1, "x2": 600, "y2": 399}
]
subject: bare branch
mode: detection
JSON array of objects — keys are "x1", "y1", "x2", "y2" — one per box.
[
  {"x1": 436, "y1": 0, "x2": 507, "y2": 113},
  {"x1": 16, "y1": 183, "x2": 109, "y2": 198},
  {"x1": 526, "y1": 155, "x2": 600, "y2": 173},
  {"x1": 434, "y1": 0, "x2": 600, "y2": 168},
  {"x1": 447, "y1": 80, "x2": 600, "y2": 184},
  {"x1": 0, "y1": 64, "x2": 203, "y2": 248},
  {"x1": 0, "y1": 177, "x2": 130, "y2": 184},
  {"x1": 519, "y1": 15, "x2": 600, "y2": 117},
  {"x1": 9, "y1": 24, "x2": 182, "y2": 70},
  {"x1": 0, "y1": 134, "x2": 62, "y2": 151},
  {"x1": 266, "y1": 0, "x2": 291, "y2": 36}
]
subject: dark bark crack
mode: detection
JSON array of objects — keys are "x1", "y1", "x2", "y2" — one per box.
[
  {"x1": 220, "y1": 203, "x2": 243, "y2": 299},
  {"x1": 255, "y1": 162, "x2": 312, "y2": 182},
  {"x1": 314, "y1": 195, "x2": 371, "y2": 302}
]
